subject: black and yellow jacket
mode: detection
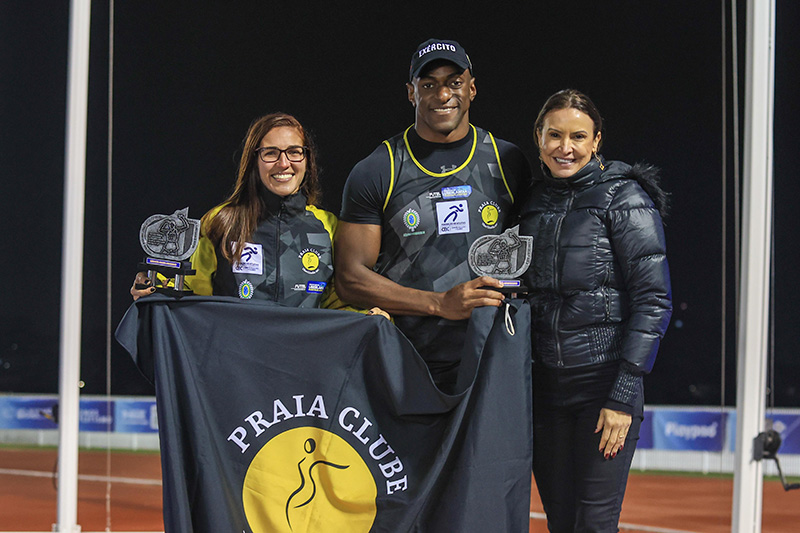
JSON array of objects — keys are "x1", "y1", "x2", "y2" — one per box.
[{"x1": 187, "y1": 188, "x2": 338, "y2": 308}]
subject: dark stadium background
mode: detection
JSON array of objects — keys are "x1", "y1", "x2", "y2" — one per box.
[{"x1": 2, "y1": 2, "x2": 799, "y2": 406}]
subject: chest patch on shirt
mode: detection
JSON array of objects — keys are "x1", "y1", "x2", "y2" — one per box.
[
  {"x1": 300, "y1": 248, "x2": 321, "y2": 274},
  {"x1": 478, "y1": 201, "x2": 501, "y2": 229},
  {"x1": 232, "y1": 242, "x2": 263, "y2": 275},
  {"x1": 436, "y1": 200, "x2": 470, "y2": 235},
  {"x1": 403, "y1": 208, "x2": 420, "y2": 231},
  {"x1": 306, "y1": 281, "x2": 327, "y2": 293},
  {"x1": 238, "y1": 279, "x2": 254, "y2": 299},
  {"x1": 441, "y1": 184, "x2": 472, "y2": 199}
]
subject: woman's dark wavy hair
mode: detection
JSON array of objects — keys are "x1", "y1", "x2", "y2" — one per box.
[
  {"x1": 534, "y1": 89, "x2": 668, "y2": 217},
  {"x1": 202, "y1": 112, "x2": 322, "y2": 263}
]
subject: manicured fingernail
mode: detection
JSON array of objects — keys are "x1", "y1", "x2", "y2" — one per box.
[
  {"x1": 611, "y1": 452, "x2": 617, "y2": 459},
  {"x1": 150, "y1": 287, "x2": 156, "y2": 292},
  {"x1": 604, "y1": 453, "x2": 609, "y2": 459}
]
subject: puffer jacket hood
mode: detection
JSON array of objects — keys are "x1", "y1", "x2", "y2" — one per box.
[{"x1": 539, "y1": 158, "x2": 668, "y2": 217}]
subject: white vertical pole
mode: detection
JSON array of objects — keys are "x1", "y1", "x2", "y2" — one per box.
[
  {"x1": 732, "y1": 0, "x2": 775, "y2": 531},
  {"x1": 57, "y1": 0, "x2": 92, "y2": 531}
]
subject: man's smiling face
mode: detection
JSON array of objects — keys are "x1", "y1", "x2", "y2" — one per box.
[{"x1": 407, "y1": 61, "x2": 476, "y2": 143}]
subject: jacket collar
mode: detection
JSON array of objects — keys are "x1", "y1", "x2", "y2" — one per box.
[
  {"x1": 258, "y1": 184, "x2": 308, "y2": 218},
  {"x1": 543, "y1": 156, "x2": 605, "y2": 189}
]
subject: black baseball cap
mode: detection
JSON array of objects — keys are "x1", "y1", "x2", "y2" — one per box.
[{"x1": 409, "y1": 38, "x2": 473, "y2": 81}]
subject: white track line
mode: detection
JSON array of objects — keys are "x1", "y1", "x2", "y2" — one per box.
[
  {"x1": 530, "y1": 512, "x2": 699, "y2": 533},
  {"x1": 4, "y1": 470, "x2": 699, "y2": 532},
  {"x1": 0, "y1": 467, "x2": 161, "y2": 486},
  {"x1": 618, "y1": 524, "x2": 698, "y2": 533}
]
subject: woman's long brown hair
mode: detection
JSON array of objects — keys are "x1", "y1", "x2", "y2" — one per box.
[{"x1": 202, "y1": 113, "x2": 321, "y2": 264}]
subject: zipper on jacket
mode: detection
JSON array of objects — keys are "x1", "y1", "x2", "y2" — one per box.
[
  {"x1": 273, "y1": 202, "x2": 284, "y2": 302},
  {"x1": 602, "y1": 263, "x2": 611, "y2": 320},
  {"x1": 552, "y1": 190, "x2": 574, "y2": 367}
]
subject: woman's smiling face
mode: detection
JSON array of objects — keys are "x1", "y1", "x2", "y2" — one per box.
[
  {"x1": 257, "y1": 126, "x2": 307, "y2": 197},
  {"x1": 537, "y1": 107, "x2": 601, "y2": 178}
]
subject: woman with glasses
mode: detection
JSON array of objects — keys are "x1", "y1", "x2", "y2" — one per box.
[
  {"x1": 520, "y1": 89, "x2": 672, "y2": 531},
  {"x1": 133, "y1": 112, "x2": 339, "y2": 308}
]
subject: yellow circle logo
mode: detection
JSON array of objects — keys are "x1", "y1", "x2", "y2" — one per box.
[
  {"x1": 480, "y1": 204, "x2": 499, "y2": 227},
  {"x1": 301, "y1": 251, "x2": 320, "y2": 273},
  {"x1": 243, "y1": 427, "x2": 377, "y2": 533}
]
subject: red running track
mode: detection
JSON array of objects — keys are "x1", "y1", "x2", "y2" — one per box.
[{"x1": 0, "y1": 448, "x2": 796, "y2": 532}]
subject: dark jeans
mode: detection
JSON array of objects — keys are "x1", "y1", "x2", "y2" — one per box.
[{"x1": 532, "y1": 361, "x2": 643, "y2": 533}]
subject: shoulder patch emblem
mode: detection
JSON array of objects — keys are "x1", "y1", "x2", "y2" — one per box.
[
  {"x1": 478, "y1": 201, "x2": 500, "y2": 229},
  {"x1": 238, "y1": 279, "x2": 254, "y2": 299},
  {"x1": 403, "y1": 209, "x2": 420, "y2": 231},
  {"x1": 300, "y1": 249, "x2": 321, "y2": 274}
]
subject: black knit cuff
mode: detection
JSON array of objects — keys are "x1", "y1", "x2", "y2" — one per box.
[
  {"x1": 607, "y1": 367, "x2": 642, "y2": 408},
  {"x1": 603, "y1": 399, "x2": 635, "y2": 415}
]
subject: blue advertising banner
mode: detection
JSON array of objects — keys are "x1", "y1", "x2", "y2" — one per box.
[
  {"x1": 726, "y1": 411, "x2": 800, "y2": 453},
  {"x1": 638, "y1": 411, "x2": 654, "y2": 449},
  {"x1": 651, "y1": 410, "x2": 727, "y2": 451},
  {"x1": 78, "y1": 399, "x2": 114, "y2": 432},
  {"x1": 0, "y1": 396, "x2": 58, "y2": 429},
  {"x1": 0, "y1": 395, "x2": 158, "y2": 433},
  {"x1": 2, "y1": 397, "x2": 799, "y2": 455},
  {"x1": 114, "y1": 399, "x2": 159, "y2": 433},
  {"x1": 769, "y1": 413, "x2": 800, "y2": 454}
]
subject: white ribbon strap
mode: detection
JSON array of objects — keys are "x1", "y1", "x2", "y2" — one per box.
[{"x1": 504, "y1": 302, "x2": 515, "y2": 336}]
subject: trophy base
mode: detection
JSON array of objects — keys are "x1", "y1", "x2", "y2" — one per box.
[
  {"x1": 480, "y1": 280, "x2": 528, "y2": 295},
  {"x1": 138, "y1": 258, "x2": 197, "y2": 299},
  {"x1": 138, "y1": 258, "x2": 196, "y2": 277},
  {"x1": 154, "y1": 287, "x2": 195, "y2": 298},
  {"x1": 134, "y1": 282, "x2": 195, "y2": 299}
]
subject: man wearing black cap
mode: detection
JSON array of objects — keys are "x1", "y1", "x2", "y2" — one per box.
[{"x1": 335, "y1": 38, "x2": 530, "y2": 389}]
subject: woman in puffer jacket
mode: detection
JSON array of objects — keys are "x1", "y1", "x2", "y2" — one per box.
[{"x1": 520, "y1": 89, "x2": 672, "y2": 532}]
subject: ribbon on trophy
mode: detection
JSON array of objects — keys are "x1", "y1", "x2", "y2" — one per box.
[
  {"x1": 468, "y1": 225, "x2": 533, "y2": 295},
  {"x1": 137, "y1": 207, "x2": 200, "y2": 297}
]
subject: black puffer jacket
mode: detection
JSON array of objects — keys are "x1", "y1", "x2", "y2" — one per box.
[{"x1": 519, "y1": 157, "x2": 672, "y2": 411}]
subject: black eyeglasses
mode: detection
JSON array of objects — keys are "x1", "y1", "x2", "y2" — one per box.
[{"x1": 255, "y1": 146, "x2": 308, "y2": 163}]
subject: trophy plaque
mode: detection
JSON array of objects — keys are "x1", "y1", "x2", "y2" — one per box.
[
  {"x1": 468, "y1": 225, "x2": 533, "y2": 295},
  {"x1": 137, "y1": 207, "x2": 200, "y2": 298}
]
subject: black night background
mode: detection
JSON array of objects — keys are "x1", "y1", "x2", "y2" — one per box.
[{"x1": 1, "y1": 2, "x2": 798, "y2": 407}]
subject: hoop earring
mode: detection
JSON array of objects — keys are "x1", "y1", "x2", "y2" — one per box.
[
  {"x1": 537, "y1": 154, "x2": 546, "y2": 175},
  {"x1": 594, "y1": 151, "x2": 605, "y2": 170}
]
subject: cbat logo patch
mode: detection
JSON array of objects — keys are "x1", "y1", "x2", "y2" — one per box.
[
  {"x1": 233, "y1": 242, "x2": 264, "y2": 275},
  {"x1": 436, "y1": 200, "x2": 469, "y2": 235}
]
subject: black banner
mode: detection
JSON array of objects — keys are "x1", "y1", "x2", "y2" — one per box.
[{"x1": 116, "y1": 296, "x2": 531, "y2": 532}]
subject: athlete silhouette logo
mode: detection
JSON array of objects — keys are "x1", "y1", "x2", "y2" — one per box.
[
  {"x1": 444, "y1": 203, "x2": 464, "y2": 223},
  {"x1": 240, "y1": 245, "x2": 259, "y2": 262},
  {"x1": 242, "y1": 427, "x2": 378, "y2": 532},
  {"x1": 285, "y1": 437, "x2": 350, "y2": 530}
]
